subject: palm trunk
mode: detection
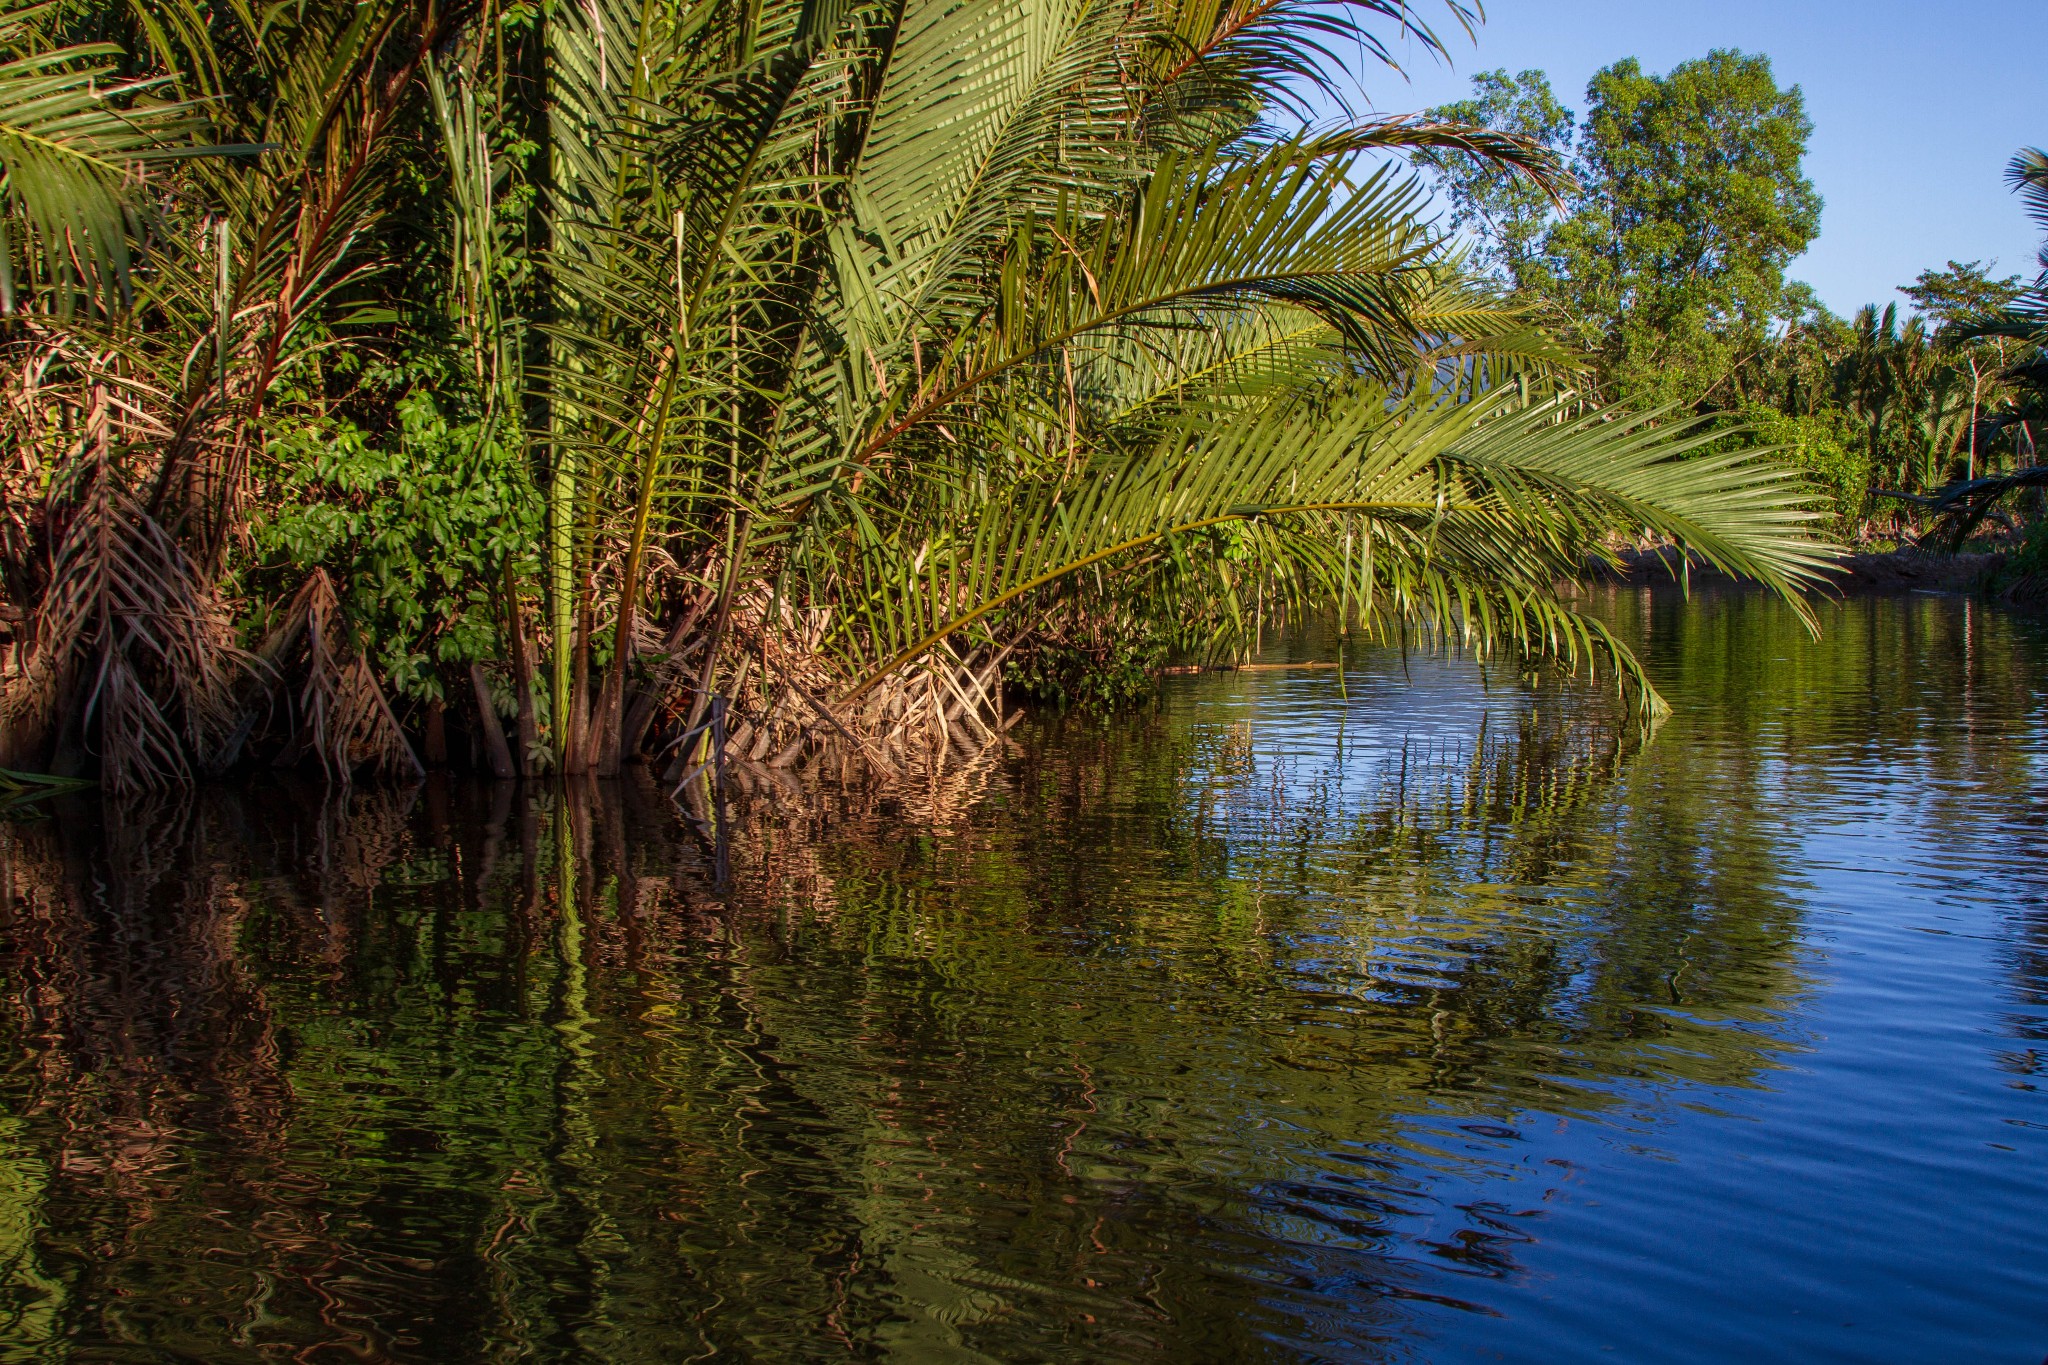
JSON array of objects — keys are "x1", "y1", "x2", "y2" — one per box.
[
  {"x1": 597, "y1": 347, "x2": 681, "y2": 775},
  {"x1": 565, "y1": 590, "x2": 595, "y2": 773},
  {"x1": 423, "y1": 697, "x2": 448, "y2": 766},
  {"x1": 548, "y1": 445, "x2": 577, "y2": 768},
  {"x1": 1968, "y1": 358, "x2": 1981, "y2": 483},
  {"x1": 503, "y1": 562, "x2": 540, "y2": 776},
  {"x1": 593, "y1": 666, "x2": 625, "y2": 776},
  {"x1": 470, "y1": 663, "x2": 516, "y2": 778}
]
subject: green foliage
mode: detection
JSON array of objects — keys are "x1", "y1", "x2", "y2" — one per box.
[
  {"x1": 254, "y1": 393, "x2": 541, "y2": 700},
  {"x1": 1541, "y1": 50, "x2": 1821, "y2": 406},
  {"x1": 1720, "y1": 403, "x2": 1867, "y2": 528},
  {"x1": 840, "y1": 382, "x2": 1837, "y2": 722},
  {"x1": 0, "y1": 0, "x2": 222, "y2": 311},
  {"x1": 2006, "y1": 515, "x2": 2048, "y2": 572},
  {"x1": 1418, "y1": 50, "x2": 1834, "y2": 413},
  {"x1": 1005, "y1": 619, "x2": 1174, "y2": 713}
]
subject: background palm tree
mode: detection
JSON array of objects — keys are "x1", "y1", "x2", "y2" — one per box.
[
  {"x1": 1904, "y1": 148, "x2": 2048, "y2": 552},
  {"x1": 0, "y1": 0, "x2": 217, "y2": 311}
]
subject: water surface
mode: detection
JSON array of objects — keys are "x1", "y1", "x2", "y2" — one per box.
[{"x1": 2, "y1": 585, "x2": 2044, "y2": 1362}]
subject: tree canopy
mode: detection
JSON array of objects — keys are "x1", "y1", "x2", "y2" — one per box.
[
  {"x1": 1417, "y1": 50, "x2": 2044, "y2": 539},
  {"x1": 1548, "y1": 52, "x2": 1820, "y2": 404}
]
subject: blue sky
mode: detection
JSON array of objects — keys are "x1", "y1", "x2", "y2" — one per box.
[{"x1": 1338, "y1": 0, "x2": 2047, "y2": 316}]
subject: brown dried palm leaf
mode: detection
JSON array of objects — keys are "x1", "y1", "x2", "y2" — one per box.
[
  {"x1": 273, "y1": 570, "x2": 422, "y2": 783},
  {"x1": 3, "y1": 442, "x2": 246, "y2": 790},
  {"x1": 95, "y1": 644, "x2": 193, "y2": 791}
]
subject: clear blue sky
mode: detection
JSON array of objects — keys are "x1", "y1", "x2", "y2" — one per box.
[{"x1": 1339, "y1": 0, "x2": 2047, "y2": 316}]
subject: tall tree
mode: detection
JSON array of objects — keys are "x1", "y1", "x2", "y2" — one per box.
[
  {"x1": 1539, "y1": 50, "x2": 1821, "y2": 407},
  {"x1": 1412, "y1": 68, "x2": 1573, "y2": 289},
  {"x1": 1902, "y1": 260, "x2": 2028, "y2": 330}
]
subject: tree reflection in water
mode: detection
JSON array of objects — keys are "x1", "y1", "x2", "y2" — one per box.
[{"x1": 0, "y1": 586, "x2": 2042, "y2": 1362}]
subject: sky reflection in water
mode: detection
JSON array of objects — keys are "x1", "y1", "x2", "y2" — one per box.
[{"x1": 0, "y1": 584, "x2": 2044, "y2": 1362}]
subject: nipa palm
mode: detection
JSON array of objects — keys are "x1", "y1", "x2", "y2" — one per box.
[{"x1": 0, "y1": 0, "x2": 1836, "y2": 791}]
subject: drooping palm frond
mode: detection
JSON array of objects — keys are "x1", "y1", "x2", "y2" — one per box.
[
  {"x1": 827, "y1": 386, "x2": 1837, "y2": 714},
  {"x1": 2009, "y1": 146, "x2": 2048, "y2": 273},
  {"x1": 1144, "y1": 0, "x2": 1480, "y2": 127},
  {"x1": 3, "y1": 418, "x2": 246, "y2": 792},
  {"x1": 265, "y1": 570, "x2": 423, "y2": 782},
  {"x1": 1441, "y1": 402, "x2": 1840, "y2": 603},
  {"x1": 1909, "y1": 464, "x2": 2048, "y2": 550}
]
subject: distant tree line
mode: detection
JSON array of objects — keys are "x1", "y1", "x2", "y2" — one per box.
[{"x1": 1414, "y1": 54, "x2": 2048, "y2": 539}]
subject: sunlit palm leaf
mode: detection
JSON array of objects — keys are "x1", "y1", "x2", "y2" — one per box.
[
  {"x1": 0, "y1": 0, "x2": 216, "y2": 309},
  {"x1": 832, "y1": 386, "x2": 1838, "y2": 710}
]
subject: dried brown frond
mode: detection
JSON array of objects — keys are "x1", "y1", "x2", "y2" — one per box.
[
  {"x1": 2, "y1": 417, "x2": 247, "y2": 790},
  {"x1": 270, "y1": 571, "x2": 424, "y2": 783}
]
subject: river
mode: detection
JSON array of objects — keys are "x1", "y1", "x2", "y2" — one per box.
[{"x1": 1, "y1": 583, "x2": 2043, "y2": 1362}]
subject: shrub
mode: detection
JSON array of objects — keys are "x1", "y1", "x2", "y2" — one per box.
[{"x1": 1723, "y1": 403, "x2": 1869, "y2": 532}]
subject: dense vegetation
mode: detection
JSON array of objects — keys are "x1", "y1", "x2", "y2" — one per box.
[
  {"x1": 0, "y1": 1, "x2": 1870, "y2": 792},
  {"x1": 1416, "y1": 59, "x2": 2048, "y2": 540}
]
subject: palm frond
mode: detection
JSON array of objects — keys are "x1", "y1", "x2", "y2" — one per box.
[
  {"x1": 830, "y1": 384, "x2": 1837, "y2": 709},
  {"x1": 0, "y1": 765, "x2": 91, "y2": 808},
  {"x1": 1146, "y1": 0, "x2": 1480, "y2": 124},
  {"x1": 2008, "y1": 146, "x2": 2048, "y2": 269},
  {"x1": 0, "y1": 0, "x2": 217, "y2": 310}
]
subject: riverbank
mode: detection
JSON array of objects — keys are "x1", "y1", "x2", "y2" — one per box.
[
  {"x1": 1828, "y1": 549, "x2": 2008, "y2": 592},
  {"x1": 1597, "y1": 545, "x2": 2025, "y2": 598}
]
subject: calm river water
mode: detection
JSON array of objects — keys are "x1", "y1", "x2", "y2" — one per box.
[{"x1": 1, "y1": 584, "x2": 2045, "y2": 1362}]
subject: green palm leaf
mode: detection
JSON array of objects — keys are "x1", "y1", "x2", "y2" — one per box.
[
  {"x1": 0, "y1": 0, "x2": 215, "y2": 309},
  {"x1": 832, "y1": 386, "x2": 1839, "y2": 710}
]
